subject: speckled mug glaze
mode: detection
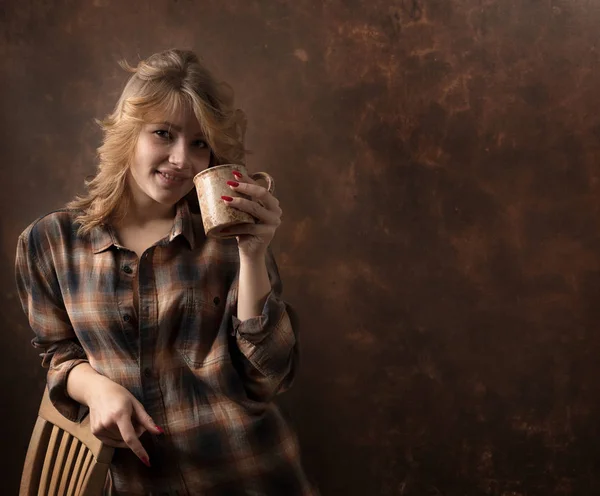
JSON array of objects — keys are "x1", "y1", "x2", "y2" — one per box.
[{"x1": 193, "y1": 164, "x2": 275, "y2": 238}]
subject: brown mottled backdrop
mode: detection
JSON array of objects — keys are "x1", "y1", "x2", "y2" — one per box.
[{"x1": 2, "y1": 0, "x2": 600, "y2": 494}]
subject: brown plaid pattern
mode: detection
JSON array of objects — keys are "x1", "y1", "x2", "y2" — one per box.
[{"x1": 16, "y1": 200, "x2": 316, "y2": 495}]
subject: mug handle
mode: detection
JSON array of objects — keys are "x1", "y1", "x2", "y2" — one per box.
[{"x1": 250, "y1": 172, "x2": 275, "y2": 194}]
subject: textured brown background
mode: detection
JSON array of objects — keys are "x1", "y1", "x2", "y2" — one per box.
[{"x1": 3, "y1": 0, "x2": 600, "y2": 494}]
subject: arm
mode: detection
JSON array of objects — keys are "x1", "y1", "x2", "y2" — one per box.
[
  {"x1": 66, "y1": 362, "x2": 114, "y2": 405},
  {"x1": 67, "y1": 361, "x2": 161, "y2": 467},
  {"x1": 15, "y1": 223, "x2": 160, "y2": 465},
  {"x1": 15, "y1": 226, "x2": 89, "y2": 422},
  {"x1": 220, "y1": 170, "x2": 299, "y2": 402},
  {"x1": 230, "y1": 248, "x2": 299, "y2": 402},
  {"x1": 237, "y1": 252, "x2": 271, "y2": 320}
]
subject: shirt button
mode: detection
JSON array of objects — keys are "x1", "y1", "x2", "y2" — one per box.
[
  {"x1": 123, "y1": 314, "x2": 131, "y2": 322},
  {"x1": 143, "y1": 368, "x2": 153, "y2": 379},
  {"x1": 123, "y1": 265, "x2": 133, "y2": 274}
]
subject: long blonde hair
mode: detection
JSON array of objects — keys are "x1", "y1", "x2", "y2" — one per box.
[{"x1": 68, "y1": 48, "x2": 247, "y2": 235}]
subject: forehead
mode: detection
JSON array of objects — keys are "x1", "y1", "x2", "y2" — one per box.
[{"x1": 144, "y1": 100, "x2": 202, "y2": 132}]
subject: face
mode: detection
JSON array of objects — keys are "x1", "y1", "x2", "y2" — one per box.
[{"x1": 128, "y1": 105, "x2": 211, "y2": 208}]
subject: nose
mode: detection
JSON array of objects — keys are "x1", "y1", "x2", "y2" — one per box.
[{"x1": 168, "y1": 140, "x2": 190, "y2": 169}]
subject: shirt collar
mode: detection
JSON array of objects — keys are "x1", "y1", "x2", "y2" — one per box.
[
  {"x1": 90, "y1": 200, "x2": 196, "y2": 254},
  {"x1": 90, "y1": 222, "x2": 118, "y2": 254},
  {"x1": 169, "y1": 199, "x2": 196, "y2": 249}
]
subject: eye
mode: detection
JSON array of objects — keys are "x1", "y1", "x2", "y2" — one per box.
[
  {"x1": 153, "y1": 129, "x2": 172, "y2": 140},
  {"x1": 192, "y1": 139, "x2": 208, "y2": 149}
]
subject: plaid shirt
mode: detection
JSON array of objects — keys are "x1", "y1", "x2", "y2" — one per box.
[{"x1": 15, "y1": 200, "x2": 316, "y2": 495}]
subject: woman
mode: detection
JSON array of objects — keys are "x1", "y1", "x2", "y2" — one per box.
[{"x1": 16, "y1": 49, "x2": 316, "y2": 495}]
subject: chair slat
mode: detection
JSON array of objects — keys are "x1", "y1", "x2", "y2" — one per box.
[
  {"x1": 47, "y1": 431, "x2": 71, "y2": 496},
  {"x1": 38, "y1": 425, "x2": 60, "y2": 495},
  {"x1": 75, "y1": 450, "x2": 93, "y2": 496},
  {"x1": 20, "y1": 388, "x2": 114, "y2": 496},
  {"x1": 38, "y1": 394, "x2": 107, "y2": 461},
  {"x1": 81, "y1": 462, "x2": 111, "y2": 496},
  {"x1": 20, "y1": 418, "x2": 52, "y2": 496},
  {"x1": 80, "y1": 458, "x2": 99, "y2": 496},
  {"x1": 66, "y1": 443, "x2": 87, "y2": 496},
  {"x1": 57, "y1": 438, "x2": 80, "y2": 495}
]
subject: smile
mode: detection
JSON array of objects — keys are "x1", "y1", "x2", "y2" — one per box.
[{"x1": 156, "y1": 170, "x2": 186, "y2": 183}]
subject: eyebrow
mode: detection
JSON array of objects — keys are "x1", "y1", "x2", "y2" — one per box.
[{"x1": 158, "y1": 121, "x2": 205, "y2": 137}]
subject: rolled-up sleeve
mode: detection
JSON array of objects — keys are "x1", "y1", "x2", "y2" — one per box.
[
  {"x1": 15, "y1": 226, "x2": 88, "y2": 422},
  {"x1": 229, "y1": 248, "x2": 298, "y2": 401}
]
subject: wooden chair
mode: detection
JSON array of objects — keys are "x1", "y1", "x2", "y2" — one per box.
[{"x1": 20, "y1": 387, "x2": 114, "y2": 496}]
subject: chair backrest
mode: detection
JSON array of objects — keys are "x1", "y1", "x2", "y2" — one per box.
[{"x1": 20, "y1": 387, "x2": 114, "y2": 496}]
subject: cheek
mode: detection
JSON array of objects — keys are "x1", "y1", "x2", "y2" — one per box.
[
  {"x1": 129, "y1": 159, "x2": 149, "y2": 186},
  {"x1": 132, "y1": 141, "x2": 163, "y2": 173}
]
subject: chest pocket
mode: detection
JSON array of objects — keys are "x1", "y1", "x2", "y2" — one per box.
[{"x1": 174, "y1": 288, "x2": 228, "y2": 368}]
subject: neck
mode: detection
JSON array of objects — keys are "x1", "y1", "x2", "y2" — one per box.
[
  {"x1": 116, "y1": 185, "x2": 177, "y2": 228},
  {"x1": 123, "y1": 198, "x2": 176, "y2": 226}
]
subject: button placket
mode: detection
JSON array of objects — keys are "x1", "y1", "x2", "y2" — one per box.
[
  {"x1": 121, "y1": 261, "x2": 135, "y2": 324},
  {"x1": 115, "y1": 251, "x2": 139, "y2": 358},
  {"x1": 138, "y1": 249, "x2": 158, "y2": 393}
]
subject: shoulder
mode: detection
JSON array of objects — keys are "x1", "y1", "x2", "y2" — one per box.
[{"x1": 18, "y1": 209, "x2": 83, "y2": 254}]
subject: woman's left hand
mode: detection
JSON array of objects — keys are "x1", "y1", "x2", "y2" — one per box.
[{"x1": 221, "y1": 170, "x2": 282, "y2": 260}]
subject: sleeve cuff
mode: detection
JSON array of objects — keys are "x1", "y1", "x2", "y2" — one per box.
[
  {"x1": 232, "y1": 292, "x2": 296, "y2": 378},
  {"x1": 46, "y1": 343, "x2": 89, "y2": 422},
  {"x1": 231, "y1": 289, "x2": 286, "y2": 343},
  {"x1": 47, "y1": 347, "x2": 89, "y2": 422}
]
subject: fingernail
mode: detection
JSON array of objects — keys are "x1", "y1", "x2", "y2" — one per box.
[
  {"x1": 155, "y1": 425, "x2": 165, "y2": 434},
  {"x1": 141, "y1": 456, "x2": 151, "y2": 467},
  {"x1": 232, "y1": 171, "x2": 243, "y2": 179},
  {"x1": 226, "y1": 180, "x2": 239, "y2": 187},
  {"x1": 221, "y1": 195, "x2": 233, "y2": 202}
]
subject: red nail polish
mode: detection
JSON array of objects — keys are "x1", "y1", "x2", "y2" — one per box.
[
  {"x1": 141, "y1": 456, "x2": 151, "y2": 467},
  {"x1": 155, "y1": 425, "x2": 165, "y2": 434},
  {"x1": 226, "y1": 180, "x2": 239, "y2": 187},
  {"x1": 221, "y1": 195, "x2": 233, "y2": 202},
  {"x1": 232, "y1": 171, "x2": 242, "y2": 179}
]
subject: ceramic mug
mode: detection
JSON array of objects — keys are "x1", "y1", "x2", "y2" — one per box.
[{"x1": 193, "y1": 164, "x2": 275, "y2": 238}]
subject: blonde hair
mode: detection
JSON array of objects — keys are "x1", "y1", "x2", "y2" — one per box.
[{"x1": 68, "y1": 48, "x2": 247, "y2": 235}]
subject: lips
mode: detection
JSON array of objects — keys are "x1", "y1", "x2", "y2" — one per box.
[
  {"x1": 155, "y1": 169, "x2": 193, "y2": 188},
  {"x1": 156, "y1": 169, "x2": 189, "y2": 181}
]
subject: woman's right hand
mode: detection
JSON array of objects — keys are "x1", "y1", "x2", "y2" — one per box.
[{"x1": 85, "y1": 375, "x2": 163, "y2": 467}]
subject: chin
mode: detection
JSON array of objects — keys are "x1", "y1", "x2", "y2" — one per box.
[
  {"x1": 149, "y1": 188, "x2": 185, "y2": 206},
  {"x1": 156, "y1": 194, "x2": 185, "y2": 206}
]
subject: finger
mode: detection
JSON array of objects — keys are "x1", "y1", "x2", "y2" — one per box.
[
  {"x1": 97, "y1": 428, "x2": 128, "y2": 442},
  {"x1": 91, "y1": 421, "x2": 127, "y2": 442},
  {"x1": 116, "y1": 416, "x2": 151, "y2": 467},
  {"x1": 96, "y1": 421, "x2": 146, "y2": 444},
  {"x1": 132, "y1": 399, "x2": 164, "y2": 435},
  {"x1": 132, "y1": 420, "x2": 147, "y2": 438},
  {"x1": 95, "y1": 436, "x2": 129, "y2": 448},
  {"x1": 222, "y1": 196, "x2": 281, "y2": 226},
  {"x1": 226, "y1": 179, "x2": 280, "y2": 212}
]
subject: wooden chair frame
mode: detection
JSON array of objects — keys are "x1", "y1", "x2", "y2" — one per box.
[{"x1": 20, "y1": 387, "x2": 114, "y2": 496}]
